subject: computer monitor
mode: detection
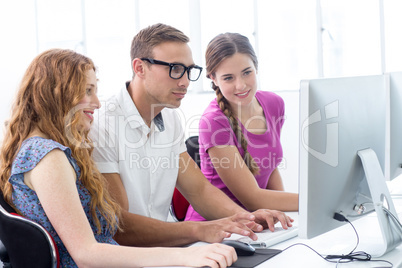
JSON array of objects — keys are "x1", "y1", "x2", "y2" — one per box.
[
  {"x1": 386, "y1": 72, "x2": 402, "y2": 180},
  {"x1": 299, "y1": 75, "x2": 402, "y2": 257}
]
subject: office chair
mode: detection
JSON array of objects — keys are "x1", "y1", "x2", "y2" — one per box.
[
  {"x1": 171, "y1": 136, "x2": 200, "y2": 221},
  {"x1": 0, "y1": 190, "x2": 59, "y2": 268},
  {"x1": 185, "y1": 136, "x2": 201, "y2": 168}
]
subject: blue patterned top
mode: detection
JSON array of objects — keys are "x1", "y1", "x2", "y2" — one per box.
[{"x1": 9, "y1": 137, "x2": 118, "y2": 267}]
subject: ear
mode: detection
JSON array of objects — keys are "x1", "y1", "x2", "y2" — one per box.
[
  {"x1": 132, "y1": 58, "x2": 146, "y2": 78},
  {"x1": 210, "y1": 76, "x2": 218, "y2": 88}
]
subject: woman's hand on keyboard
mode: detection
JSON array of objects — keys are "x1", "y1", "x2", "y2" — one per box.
[{"x1": 251, "y1": 209, "x2": 294, "y2": 232}]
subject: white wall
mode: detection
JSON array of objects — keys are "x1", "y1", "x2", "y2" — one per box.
[{"x1": 0, "y1": 2, "x2": 38, "y2": 138}]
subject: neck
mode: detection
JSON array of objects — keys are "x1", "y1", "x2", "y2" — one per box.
[
  {"x1": 230, "y1": 97, "x2": 266, "y2": 134},
  {"x1": 128, "y1": 79, "x2": 164, "y2": 127},
  {"x1": 27, "y1": 128, "x2": 49, "y2": 140},
  {"x1": 230, "y1": 97, "x2": 260, "y2": 120}
]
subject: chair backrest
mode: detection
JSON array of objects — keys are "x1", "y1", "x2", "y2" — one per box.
[
  {"x1": 185, "y1": 136, "x2": 201, "y2": 168},
  {"x1": 0, "y1": 191, "x2": 59, "y2": 268},
  {"x1": 171, "y1": 136, "x2": 200, "y2": 221}
]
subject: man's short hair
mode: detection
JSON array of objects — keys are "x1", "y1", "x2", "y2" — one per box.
[{"x1": 130, "y1": 23, "x2": 190, "y2": 62}]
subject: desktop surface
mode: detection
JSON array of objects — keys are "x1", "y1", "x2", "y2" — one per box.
[
  {"x1": 148, "y1": 177, "x2": 402, "y2": 268},
  {"x1": 147, "y1": 210, "x2": 402, "y2": 268},
  {"x1": 255, "y1": 205, "x2": 402, "y2": 267},
  {"x1": 255, "y1": 179, "x2": 402, "y2": 268}
]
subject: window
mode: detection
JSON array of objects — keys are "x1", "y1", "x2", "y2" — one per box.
[
  {"x1": 198, "y1": 0, "x2": 255, "y2": 92},
  {"x1": 256, "y1": 0, "x2": 318, "y2": 91},
  {"x1": 383, "y1": 0, "x2": 402, "y2": 72},
  {"x1": 36, "y1": 0, "x2": 84, "y2": 52},
  {"x1": 320, "y1": 0, "x2": 382, "y2": 77},
  {"x1": 84, "y1": 0, "x2": 136, "y2": 99}
]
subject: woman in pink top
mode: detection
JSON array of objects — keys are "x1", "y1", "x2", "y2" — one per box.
[{"x1": 185, "y1": 33, "x2": 298, "y2": 221}]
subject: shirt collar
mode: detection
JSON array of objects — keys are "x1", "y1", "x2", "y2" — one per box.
[{"x1": 117, "y1": 81, "x2": 165, "y2": 132}]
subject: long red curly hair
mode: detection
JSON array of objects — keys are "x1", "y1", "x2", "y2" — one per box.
[{"x1": 0, "y1": 48, "x2": 120, "y2": 234}]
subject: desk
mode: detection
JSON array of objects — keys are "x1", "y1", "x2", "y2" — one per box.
[
  {"x1": 256, "y1": 177, "x2": 402, "y2": 268},
  {"x1": 150, "y1": 177, "x2": 402, "y2": 268},
  {"x1": 254, "y1": 201, "x2": 402, "y2": 267}
]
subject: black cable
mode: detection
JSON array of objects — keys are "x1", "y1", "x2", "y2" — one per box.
[
  {"x1": 279, "y1": 243, "x2": 392, "y2": 268},
  {"x1": 274, "y1": 213, "x2": 394, "y2": 267}
]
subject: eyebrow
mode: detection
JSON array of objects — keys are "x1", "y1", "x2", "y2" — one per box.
[
  {"x1": 221, "y1": 74, "x2": 232, "y2": 78},
  {"x1": 221, "y1": 66, "x2": 253, "y2": 78},
  {"x1": 242, "y1": 66, "x2": 252, "y2": 72},
  {"x1": 172, "y1": 61, "x2": 196, "y2": 67}
]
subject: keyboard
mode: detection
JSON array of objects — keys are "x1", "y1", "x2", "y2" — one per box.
[{"x1": 225, "y1": 225, "x2": 298, "y2": 248}]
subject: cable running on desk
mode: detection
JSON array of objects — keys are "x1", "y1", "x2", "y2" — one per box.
[{"x1": 278, "y1": 213, "x2": 393, "y2": 267}]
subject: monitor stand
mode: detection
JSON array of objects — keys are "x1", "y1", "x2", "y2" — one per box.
[{"x1": 358, "y1": 148, "x2": 402, "y2": 257}]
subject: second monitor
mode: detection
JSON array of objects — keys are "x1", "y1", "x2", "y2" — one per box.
[
  {"x1": 387, "y1": 72, "x2": 402, "y2": 181},
  {"x1": 299, "y1": 74, "x2": 402, "y2": 257}
]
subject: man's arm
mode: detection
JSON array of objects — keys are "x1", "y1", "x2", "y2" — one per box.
[
  {"x1": 104, "y1": 173, "x2": 206, "y2": 247},
  {"x1": 105, "y1": 172, "x2": 265, "y2": 246},
  {"x1": 176, "y1": 152, "x2": 246, "y2": 220}
]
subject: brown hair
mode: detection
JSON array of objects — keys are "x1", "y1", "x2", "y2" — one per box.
[
  {"x1": 205, "y1": 33, "x2": 259, "y2": 175},
  {"x1": 0, "y1": 48, "x2": 120, "y2": 234},
  {"x1": 130, "y1": 23, "x2": 189, "y2": 63}
]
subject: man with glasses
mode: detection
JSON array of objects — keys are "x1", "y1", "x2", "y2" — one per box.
[
  {"x1": 90, "y1": 23, "x2": 292, "y2": 247},
  {"x1": 140, "y1": 58, "x2": 203, "y2": 82}
]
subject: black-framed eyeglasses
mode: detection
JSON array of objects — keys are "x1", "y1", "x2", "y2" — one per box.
[{"x1": 141, "y1": 58, "x2": 203, "y2": 81}]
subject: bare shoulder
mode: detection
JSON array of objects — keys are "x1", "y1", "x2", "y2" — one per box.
[
  {"x1": 37, "y1": 148, "x2": 70, "y2": 167},
  {"x1": 25, "y1": 148, "x2": 75, "y2": 189}
]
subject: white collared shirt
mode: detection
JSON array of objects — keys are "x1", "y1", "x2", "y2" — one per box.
[{"x1": 90, "y1": 84, "x2": 186, "y2": 221}]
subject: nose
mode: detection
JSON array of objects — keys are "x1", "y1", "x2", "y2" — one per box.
[
  {"x1": 177, "y1": 72, "x2": 190, "y2": 88},
  {"x1": 235, "y1": 77, "x2": 246, "y2": 91},
  {"x1": 92, "y1": 94, "x2": 101, "y2": 109}
]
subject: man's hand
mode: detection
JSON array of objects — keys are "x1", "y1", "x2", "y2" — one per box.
[
  {"x1": 194, "y1": 212, "x2": 263, "y2": 242},
  {"x1": 251, "y1": 209, "x2": 294, "y2": 232}
]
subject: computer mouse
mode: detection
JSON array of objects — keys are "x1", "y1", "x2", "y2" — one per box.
[{"x1": 221, "y1": 240, "x2": 256, "y2": 256}]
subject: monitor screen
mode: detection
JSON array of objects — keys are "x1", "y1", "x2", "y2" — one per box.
[
  {"x1": 387, "y1": 72, "x2": 402, "y2": 180},
  {"x1": 298, "y1": 74, "x2": 402, "y2": 256}
]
